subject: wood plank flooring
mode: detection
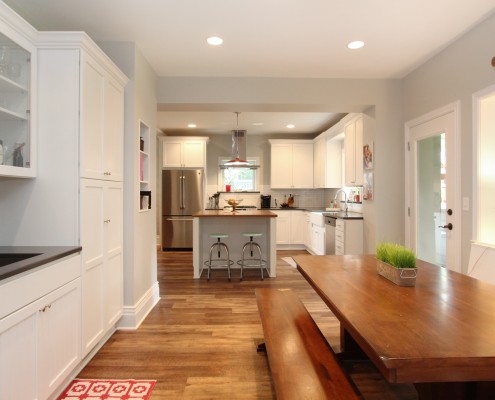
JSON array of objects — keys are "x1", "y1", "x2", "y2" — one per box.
[{"x1": 78, "y1": 250, "x2": 418, "y2": 399}]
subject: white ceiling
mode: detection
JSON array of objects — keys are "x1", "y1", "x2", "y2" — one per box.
[{"x1": 4, "y1": 0, "x2": 495, "y2": 135}]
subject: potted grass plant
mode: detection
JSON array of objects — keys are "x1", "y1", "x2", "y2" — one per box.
[{"x1": 376, "y1": 242, "x2": 417, "y2": 286}]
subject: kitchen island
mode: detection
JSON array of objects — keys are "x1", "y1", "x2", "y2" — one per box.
[{"x1": 192, "y1": 210, "x2": 277, "y2": 278}]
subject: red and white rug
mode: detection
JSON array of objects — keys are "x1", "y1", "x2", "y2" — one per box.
[{"x1": 57, "y1": 379, "x2": 156, "y2": 400}]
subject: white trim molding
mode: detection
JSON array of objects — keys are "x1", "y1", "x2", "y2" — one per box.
[{"x1": 117, "y1": 281, "x2": 160, "y2": 330}]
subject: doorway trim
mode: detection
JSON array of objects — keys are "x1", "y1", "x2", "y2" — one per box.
[{"x1": 404, "y1": 101, "x2": 461, "y2": 272}]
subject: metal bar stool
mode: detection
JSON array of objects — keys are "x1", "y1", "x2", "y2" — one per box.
[
  {"x1": 204, "y1": 233, "x2": 233, "y2": 281},
  {"x1": 237, "y1": 232, "x2": 267, "y2": 280}
]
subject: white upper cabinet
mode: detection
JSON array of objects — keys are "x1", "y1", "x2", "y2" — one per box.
[
  {"x1": 80, "y1": 53, "x2": 124, "y2": 181},
  {"x1": 162, "y1": 137, "x2": 208, "y2": 168},
  {"x1": 0, "y1": 8, "x2": 36, "y2": 178},
  {"x1": 270, "y1": 140, "x2": 313, "y2": 189},
  {"x1": 313, "y1": 135, "x2": 343, "y2": 189},
  {"x1": 344, "y1": 115, "x2": 364, "y2": 186}
]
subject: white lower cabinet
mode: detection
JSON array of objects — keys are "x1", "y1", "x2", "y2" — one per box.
[
  {"x1": 335, "y1": 219, "x2": 364, "y2": 255},
  {"x1": 310, "y1": 224, "x2": 326, "y2": 255},
  {"x1": 274, "y1": 210, "x2": 306, "y2": 246},
  {"x1": 0, "y1": 255, "x2": 81, "y2": 400},
  {"x1": 81, "y1": 179, "x2": 123, "y2": 357}
]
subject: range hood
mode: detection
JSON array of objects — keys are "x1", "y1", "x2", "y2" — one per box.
[{"x1": 220, "y1": 113, "x2": 260, "y2": 169}]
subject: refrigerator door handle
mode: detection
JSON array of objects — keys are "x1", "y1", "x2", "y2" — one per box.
[
  {"x1": 182, "y1": 175, "x2": 187, "y2": 210},
  {"x1": 166, "y1": 217, "x2": 194, "y2": 221},
  {"x1": 179, "y1": 175, "x2": 185, "y2": 210}
]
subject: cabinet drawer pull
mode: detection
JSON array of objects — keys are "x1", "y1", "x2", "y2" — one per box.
[
  {"x1": 104, "y1": 219, "x2": 111, "y2": 223},
  {"x1": 39, "y1": 304, "x2": 52, "y2": 312}
]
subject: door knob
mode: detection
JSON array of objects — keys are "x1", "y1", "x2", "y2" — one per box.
[{"x1": 438, "y1": 223, "x2": 453, "y2": 230}]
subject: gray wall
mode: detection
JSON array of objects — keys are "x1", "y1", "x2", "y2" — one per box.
[
  {"x1": 402, "y1": 11, "x2": 495, "y2": 271},
  {"x1": 158, "y1": 77, "x2": 404, "y2": 252}
]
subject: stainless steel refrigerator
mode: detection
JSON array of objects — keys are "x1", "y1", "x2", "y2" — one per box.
[{"x1": 162, "y1": 169, "x2": 203, "y2": 250}]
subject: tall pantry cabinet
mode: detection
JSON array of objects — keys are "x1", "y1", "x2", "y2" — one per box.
[{"x1": 37, "y1": 32, "x2": 128, "y2": 357}]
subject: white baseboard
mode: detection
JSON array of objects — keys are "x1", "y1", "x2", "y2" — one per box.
[{"x1": 117, "y1": 281, "x2": 160, "y2": 330}]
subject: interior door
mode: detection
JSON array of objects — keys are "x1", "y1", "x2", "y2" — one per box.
[{"x1": 405, "y1": 104, "x2": 460, "y2": 271}]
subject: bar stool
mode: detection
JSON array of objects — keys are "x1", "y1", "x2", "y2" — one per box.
[
  {"x1": 237, "y1": 232, "x2": 267, "y2": 280},
  {"x1": 204, "y1": 233, "x2": 233, "y2": 281}
]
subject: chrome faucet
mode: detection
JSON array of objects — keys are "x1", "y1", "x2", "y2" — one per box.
[{"x1": 334, "y1": 189, "x2": 348, "y2": 213}]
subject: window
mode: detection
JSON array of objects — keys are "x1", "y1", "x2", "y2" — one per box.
[
  {"x1": 218, "y1": 157, "x2": 259, "y2": 192},
  {"x1": 474, "y1": 85, "x2": 495, "y2": 244}
]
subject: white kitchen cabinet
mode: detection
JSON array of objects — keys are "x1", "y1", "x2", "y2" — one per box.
[
  {"x1": 314, "y1": 136, "x2": 343, "y2": 189},
  {"x1": 308, "y1": 212, "x2": 326, "y2": 255},
  {"x1": 344, "y1": 115, "x2": 364, "y2": 186},
  {"x1": 80, "y1": 179, "x2": 123, "y2": 357},
  {"x1": 335, "y1": 218, "x2": 363, "y2": 255},
  {"x1": 162, "y1": 137, "x2": 208, "y2": 168},
  {"x1": 304, "y1": 211, "x2": 312, "y2": 249},
  {"x1": 0, "y1": 255, "x2": 81, "y2": 400},
  {"x1": 273, "y1": 210, "x2": 306, "y2": 247},
  {"x1": 37, "y1": 34, "x2": 126, "y2": 360},
  {"x1": 0, "y1": 9, "x2": 36, "y2": 178},
  {"x1": 80, "y1": 53, "x2": 124, "y2": 181},
  {"x1": 270, "y1": 140, "x2": 313, "y2": 189}
]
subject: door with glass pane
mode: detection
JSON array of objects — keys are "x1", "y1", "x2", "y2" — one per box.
[{"x1": 406, "y1": 106, "x2": 459, "y2": 271}]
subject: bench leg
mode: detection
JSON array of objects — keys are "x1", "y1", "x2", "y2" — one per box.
[{"x1": 257, "y1": 342, "x2": 267, "y2": 353}]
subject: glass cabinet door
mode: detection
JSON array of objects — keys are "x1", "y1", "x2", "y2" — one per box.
[{"x1": 0, "y1": 31, "x2": 32, "y2": 177}]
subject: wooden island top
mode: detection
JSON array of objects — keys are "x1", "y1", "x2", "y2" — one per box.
[{"x1": 193, "y1": 210, "x2": 277, "y2": 218}]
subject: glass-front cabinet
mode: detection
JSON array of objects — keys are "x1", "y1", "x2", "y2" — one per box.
[{"x1": 0, "y1": 29, "x2": 34, "y2": 178}]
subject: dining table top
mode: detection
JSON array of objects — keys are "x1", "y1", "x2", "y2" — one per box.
[{"x1": 294, "y1": 254, "x2": 495, "y2": 384}]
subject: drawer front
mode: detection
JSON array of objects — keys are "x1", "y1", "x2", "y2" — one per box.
[
  {"x1": 336, "y1": 219, "x2": 344, "y2": 231},
  {"x1": 0, "y1": 254, "x2": 81, "y2": 319},
  {"x1": 335, "y1": 241, "x2": 345, "y2": 255},
  {"x1": 335, "y1": 230, "x2": 344, "y2": 242}
]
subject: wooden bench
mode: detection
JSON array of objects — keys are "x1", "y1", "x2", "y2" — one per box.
[{"x1": 255, "y1": 288, "x2": 361, "y2": 400}]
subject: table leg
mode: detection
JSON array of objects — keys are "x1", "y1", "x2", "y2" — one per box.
[{"x1": 338, "y1": 326, "x2": 368, "y2": 361}]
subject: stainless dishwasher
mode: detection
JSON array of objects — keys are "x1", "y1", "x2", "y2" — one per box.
[{"x1": 325, "y1": 216, "x2": 337, "y2": 255}]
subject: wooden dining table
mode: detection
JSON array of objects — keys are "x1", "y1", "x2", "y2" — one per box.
[{"x1": 294, "y1": 254, "x2": 495, "y2": 400}]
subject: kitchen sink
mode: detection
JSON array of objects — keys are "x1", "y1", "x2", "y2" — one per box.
[{"x1": 0, "y1": 253, "x2": 42, "y2": 268}]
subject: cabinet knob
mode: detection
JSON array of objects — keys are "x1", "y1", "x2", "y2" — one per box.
[
  {"x1": 104, "y1": 219, "x2": 111, "y2": 223},
  {"x1": 104, "y1": 171, "x2": 112, "y2": 176}
]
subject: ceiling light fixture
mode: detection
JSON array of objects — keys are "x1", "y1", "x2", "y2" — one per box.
[
  {"x1": 187, "y1": 123, "x2": 197, "y2": 128},
  {"x1": 348, "y1": 40, "x2": 364, "y2": 50},
  {"x1": 206, "y1": 36, "x2": 223, "y2": 46},
  {"x1": 286, "y1": 124, "x2": 295, "y2": 129}
]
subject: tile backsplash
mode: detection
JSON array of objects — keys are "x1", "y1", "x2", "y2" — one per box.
[{"x1": 206, "y1": 185, "x2": 362, "y2": 211}]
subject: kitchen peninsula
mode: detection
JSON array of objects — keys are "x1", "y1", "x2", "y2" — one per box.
[{"x1": 192, "y1": 210, "x2": 277, "y2": 278}]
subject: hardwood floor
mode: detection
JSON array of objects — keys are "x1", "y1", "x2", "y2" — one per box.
[{"x1": 78, "y1": 250, "x2": 418, "y2": 399}]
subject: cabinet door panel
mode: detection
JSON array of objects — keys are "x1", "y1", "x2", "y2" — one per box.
[
  {"x1": 81, "y1": 56, "x2": 105, "y2": 180},
  {"x1": 38, "y1": 280, "x2": 81, "y2": 400},
  {"x1": 103, "y1": 78, "x2": 124, "y2": 180},
  {"x1": 0, "y1": 309, "x2": 37, "y2": 400},
  {"x1": 183, "y1": 141, "x2": 204, "y2": 167},
  {"x1": 275, "y1": 212, "x2": 290, "y2": 244},
  {"x1": 162, "y1": 141, "x2": 183, "y2": 167},
  {"x1": 292, "y1": 143, "x2": 313, "y2": 188},
  {"x1": 104, "y1": 251, "x2": 123, "y2": 328},
  {"x1": 271, "y1": 144, "x2": 293, "y2": 188},
  {"x1": 105, "y1": 182, "x2": 123, "y2": 254}
]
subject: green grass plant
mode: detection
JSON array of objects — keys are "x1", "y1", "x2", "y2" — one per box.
[{"x1": 376, "y1": 242, "x2": 416, "y2": 269}]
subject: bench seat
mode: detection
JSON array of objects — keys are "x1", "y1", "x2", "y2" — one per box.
[{"x1": 255, "y1": 288, "x2": 361, "y2": 400}]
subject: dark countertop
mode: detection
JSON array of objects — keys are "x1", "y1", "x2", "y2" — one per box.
[
  {"x1": 261, "y1": 207, "x2": 364, "y2": 219},
  {"x1": 0, "y1": 246, "x2": 82, "y2": 281}
]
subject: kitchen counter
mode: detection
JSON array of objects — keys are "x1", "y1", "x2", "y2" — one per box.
[
  {"x1": 0, "y1": 246, "x2": 82, "y2": 281},
  {"x1": 323, "y1": 211, "x2": 363, "y2": 220}
]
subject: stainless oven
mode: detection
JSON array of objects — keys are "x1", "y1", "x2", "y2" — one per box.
[{"x1": 325, "y1": 216, "x2": 337, "y2": 255}]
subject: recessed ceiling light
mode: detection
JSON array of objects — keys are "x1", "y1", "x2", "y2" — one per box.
[
  {"x1": 188, "y1": 124, "x2": 197, "y2": 128},
  {"x1": 348, "y1": 40, "x2": 364, "y2": 50},
  {"x1": 206, "y1": 36, "x2": 223, "y2": 46},
  {"x1": 286, "y1": 124, "x2": 295, "y2": 129},
  {"x1": 252, "y1": 122, "x2": 264, "y2": 126}
]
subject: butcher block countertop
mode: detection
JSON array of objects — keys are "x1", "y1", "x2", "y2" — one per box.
[{"x1": 193, "y1": 210, "x2": 277, "y2": 218}]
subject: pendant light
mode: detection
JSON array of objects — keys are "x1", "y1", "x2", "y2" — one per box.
[{"x1": 224, "y1": 112, "x2": 249, "y2": 166}]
